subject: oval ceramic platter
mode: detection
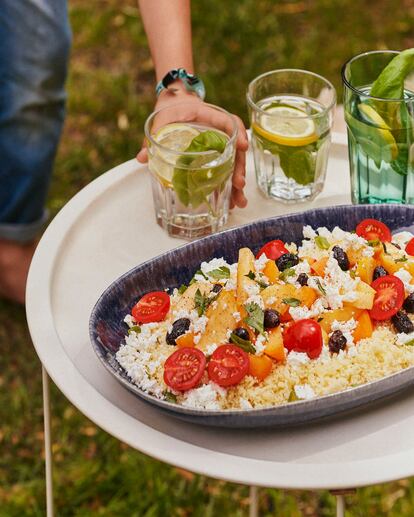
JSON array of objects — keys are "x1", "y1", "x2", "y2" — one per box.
[{"x1": 89, "y1": 204, "x2": 414, "y2": 428}]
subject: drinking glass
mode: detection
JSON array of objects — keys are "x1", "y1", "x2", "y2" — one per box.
[
  {"x1": 145, "y1": 102, "x2": 237, "y2": 239},
  {"x1": 247, "y1": 69, "x2": 336, "y2": 202},
  {"x1": 342, "y1": 50, "x2": 414, "y2": 204}
]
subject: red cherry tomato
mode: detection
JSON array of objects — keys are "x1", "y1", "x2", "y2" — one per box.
[
  {"x1": 207, "y1": 344, "x2": 249, "y2": 387},
  {"x1": 256, "y1": 239, "x2": 289, "y2": 260},
  {"x1": 356, "y1": 219, "x2": 392, "y2": 242},
  {"x1": 164, "y1": 347, "x2": 206, "y2": 391},
  {"x1": 283, "y1": 319, "x2": 323, "y2": 359},
  {"x1": 406, "y1": 238, "x2": 414, "y2": 256},
  {"x1": 370, "y1": 275, "x2": 405, "y2": 321},
  {"x1": 131, "y1": 291, "x2": 170, "y2": 324}
]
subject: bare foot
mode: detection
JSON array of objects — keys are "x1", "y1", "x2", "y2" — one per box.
[{"x1": 0, "y1": 239, "x2": 38, "y2": 304}]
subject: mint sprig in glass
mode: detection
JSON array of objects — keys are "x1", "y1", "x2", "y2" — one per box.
[
  {"x1": 145, "y1": 102, "x2": 237, "y2": 239},
  {"x1": 342, "y1": 50, "x2": 414, "y2": 204}
]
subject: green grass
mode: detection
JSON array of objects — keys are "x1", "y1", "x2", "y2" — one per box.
[{"x1": 2, "y1": 0, "x2": 414, "y2": 514}]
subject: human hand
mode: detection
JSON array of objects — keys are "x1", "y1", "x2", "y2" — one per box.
[{"x1": 137, "y1": 87, "x2": 248, "y2": 208}]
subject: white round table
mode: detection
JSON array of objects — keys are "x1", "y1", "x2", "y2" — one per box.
[{"x1": 26, "y1": 133, "x2": 414, "y2": 516}]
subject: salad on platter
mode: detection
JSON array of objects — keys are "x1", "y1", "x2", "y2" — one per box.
[{"x1": 116, "y1": 219, "x2": 414, "y2": 411}]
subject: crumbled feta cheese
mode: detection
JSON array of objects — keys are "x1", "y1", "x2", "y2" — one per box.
[
  {"x1": 392, "y1": 231, "x2": 414, "y2": 248},
  {"x1": 285, "y1": 260, "x2": 311, "y2": 285},
  {"x1": 254, "y1": 253, "x2": 269, "y2": 272},
  {"x1": 287, "y1": 351, "x2": 310, "y2": 365},
  {"x1": 394, "y1": 269, "x2": 414, "y2": 294},
  {"x1": 200, "y1": 257, "x2": 230, "y2": 275},
  {"x1": 239, "y1": 398, "x2": 253, "y2": 410},
  {"x1": 192, "y1": 315, "x2": 209, "y2": 334},
  {"x1": 266, "y1": 296, "x2": 276, "y2": 304},
  {"x1": 224, "y1": 277, "x2": 236, "y2": 291},
  {"x1": 255, "y1": 334, "x2": 266, "y2": 355},
  {"x1": 294, "y1": 384, "x2": 316, "y2": 400},
  {"x1": 246, "y1": 293, "x2": 265, "y2": 309},
  {"x1": 193, "y1": 333, "x2": 201, "y2": 344},
  {"x1": 124, "y1": 314, "x2": 136, "y2": 328},
  {"x1": 232, "y1": 311, "x2": 241, "y2": 321},
  {"x1": 303, "y1": 225, "x2": 317, "y2": 239},
  {"x1": 289, "y1": 298, "x2": 327, "y2": 321},
  {"x1": 244, "y1": 282, "x2": 260, "y2": 296},
  {"x1": 330, "y1": 318, "x2": 357, "y2": 346},
  {"x1": 182, "y1": 383, "x2": 222, "y2": 410}
]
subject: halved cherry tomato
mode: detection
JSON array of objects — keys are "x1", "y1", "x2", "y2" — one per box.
[
  {"x1": 283, "y1": 319, "x2": 323, "y2": 359},
  {"x1": 131, "y1": 291, "x2": 170, "y2": 324},
  {"x1": 256, "y1": 240, "x2": 288, "y2": 260},
  {"x1": 356, "y1": 219, "x2": 392, "y2": 242},
  {"x1": 406, "y1": 238, "x2": 414, "y2": 256},
  {"x1": 370, "y1": 275, "x2": 404, "y2": 320},
  {"x1": 207, "y1": 344, "x2": 249, "y2": 387},
  {"x1": 163, "y1": 347, "x2": 206, "y2": 391}
]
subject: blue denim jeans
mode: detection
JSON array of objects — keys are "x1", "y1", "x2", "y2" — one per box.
[{"x1": 0, "y1": 0, "x2": 71, "y2": 243}]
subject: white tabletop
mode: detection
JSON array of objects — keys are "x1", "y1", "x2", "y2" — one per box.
[{"x1": 26, "y1": 133, "x2": 414, "y2": 490}]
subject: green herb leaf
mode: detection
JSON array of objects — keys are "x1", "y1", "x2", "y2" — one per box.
[
  {"x1": 245, "y1": 271, "x2": 256, "y2": 280},
  {"x1": 288, "y1": 388, "x2": 299, "y2": 402},
  {"x1": 208, "y1": 266, "x2": 230, "y2": 280},
  {"x1": 282, "y1": 297, "x2": 301, "y2": 307},
  {"x1": 243, "y1": 302, "x2": 265, "y2": 335},
  {"x1": 189, "y1": 269, "x2": 208, "y2": 285},
  {"x1": 349, "y1": 269, "x2": 356, "y2": 279},
  {"x1": 315, "y1": 235, "x2": 330, "y2": 250},
  {"x1": 229, "y1": 332, "x2": 256, "y2": 354},
  {"x1": 128, "y1": 325, "x2": 141, "y2": 335},
  {"x1": 370, "y1": 49, "x2": 414, "y2": 102},
  {"x1": 315, "y1": 278, "x2": 326, "y2": 295},
  {"x1": 404, "y1": 338, "x2": 414, "y2": 346},
  {"x1": 279, "y1": 268, "x2": 295, "y2": 282},
  {"x1": 172, "y1": 130, "x2": 232, "y2": 208},
  {"x1": 194, "y1": 288, "x2": 209, "y2": 316},
  {"x1": 163, "y1": 391, "x2": 177, "y2": 403},
  {"x1": 178, "y1": 284, "x2": 188, "y2": 295},
  {"x1": 367, "y1": 239, "x2": 380, "y2": 247},
  {"x1": 395, "y1": 256, "x2": 408, "y2": 263}
]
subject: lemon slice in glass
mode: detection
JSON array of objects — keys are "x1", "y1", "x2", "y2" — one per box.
[
  {"x1": 151, "y1": 123, "x2": 200, "y2": 186},
  {"x1": 357, "y1": 104, "x2": 398, "y2": 161},
  {"x1": 252, "y1": 106, "x2": 318, "y2": 147}
]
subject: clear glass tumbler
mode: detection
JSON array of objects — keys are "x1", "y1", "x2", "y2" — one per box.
[
  {"x1": 247, "y1": 69, "x2": 336, "y2": 202},
  {"x1": 144, "y1": 102, "x2": 237, "y2": 239},
  {"x1": 342, "y1": 51, "x2": 414, "y2": 204}
]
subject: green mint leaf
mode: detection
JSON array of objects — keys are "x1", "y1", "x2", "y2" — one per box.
[
  {"x1": 128, "y1": 325, "x2": 141, "y2": 335},
  {"x1": 395, "y1": 256, "x2": 408, "y2": 263},
  {"x1": 279, "y1": 268, "x2": 295, "y2": 282},
  {"x1": 315, "y1": 278, "x2": 326, "y2": 295},
  {"x1": 282, "y1": 297, "x2": 301, "y2": 307},
  {"x1": 178, "y1": 284, "x2": 188, "y2": 295},
  {"x1": 189, "y1": 269, "x2": 208, "y2": 285},
  {"x1": 194, "y1": 288, "x2": 209, "y2": 316},
  {"x1": 229, "y1": 332, "x2": 256, "y2": 354},
  {"x1": 245, "y1": 271, "x2": 256, "y2": 280},
  {"x1": 208, "y1": 266, "x2": 230, "y2": 280},
  {"x1": 163, "y1": 391, "x2": 178, "y2": 403},
  {"x1": 172, "y1": 130, "x2": 232, "y2": 208},
  {"x1": 243, "y1": 302, "x2": 265, "y2": 335},
  {"x1": 370, "y1": 49, "x2": 414, "y2": 101},
  {"x1": 315, "y1": 236, "x2": 330, "y2": 250}
]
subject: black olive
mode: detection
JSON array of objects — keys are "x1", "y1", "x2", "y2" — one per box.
[
  {"x1": 332, "y1": 245, "x2": 350, "y2": 271},
  {"x1": 263, "y1": 309, "x2": 280, "y2": 329},
  {"x1": 297, "y1": 273, "x2": 309, "y2": 286},
  {"x1": 276, "y1": 253, "x2": 299, "y2": 271},
  {"x1": 403, "y1": 293, "x2": 414, "y2": 314},
  {"x1": 328, "y1": 330, "x2": 347, "y2": 354},
  {"x1": 166, "y1": 318, "x2": 191, "y2": 345},
  {"x1": 373, "y1": 265, "x2": 388, "y2": 281},
  {"x1": 391, "y1": 311, "x2": 414, "y2": 334},
  {"x1": 211, "y1": 284, "x2": 223, "y2": 293},
  {"x1": 233, "y1": 327, "x2": 250, "y2": 341}
]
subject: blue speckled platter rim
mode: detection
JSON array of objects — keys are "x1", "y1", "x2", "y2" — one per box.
[{"x1": 89, "y1": 204, "x2": 414, "y2": 427}]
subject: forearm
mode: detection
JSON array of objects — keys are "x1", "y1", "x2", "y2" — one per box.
[{"x1": 138, "y1": 0, "x2": 194, "y2": 81}]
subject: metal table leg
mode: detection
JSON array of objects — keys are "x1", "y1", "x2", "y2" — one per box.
[
  {"x1": 249, "y1": 486, "x2": 258, "y2": 517},
  {"x1": 335, "y1": 494, "x2": 345, "y2": 517},
  {"x1": 42, "y1": 366, "x2": 54, "y2": 517}
]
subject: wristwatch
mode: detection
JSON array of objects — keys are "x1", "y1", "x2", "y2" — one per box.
[{"x1": 156, "y1": 68, "x2": 206, "y2": 100}]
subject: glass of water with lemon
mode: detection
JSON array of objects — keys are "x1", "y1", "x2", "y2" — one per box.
[
  {"x1": 247, "y1": 70, "x2": 336, "y2": 202},
  {"x1": 144, "y1": 102, "x2": 237, "y2": 239},
  {"x1": 342, "y1": 50, "x2": 414, "y2": 204}
]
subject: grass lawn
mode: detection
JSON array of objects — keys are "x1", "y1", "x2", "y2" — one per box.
[{"x1": 2, "y1": 0, "x2": 414, "y2": 514}]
